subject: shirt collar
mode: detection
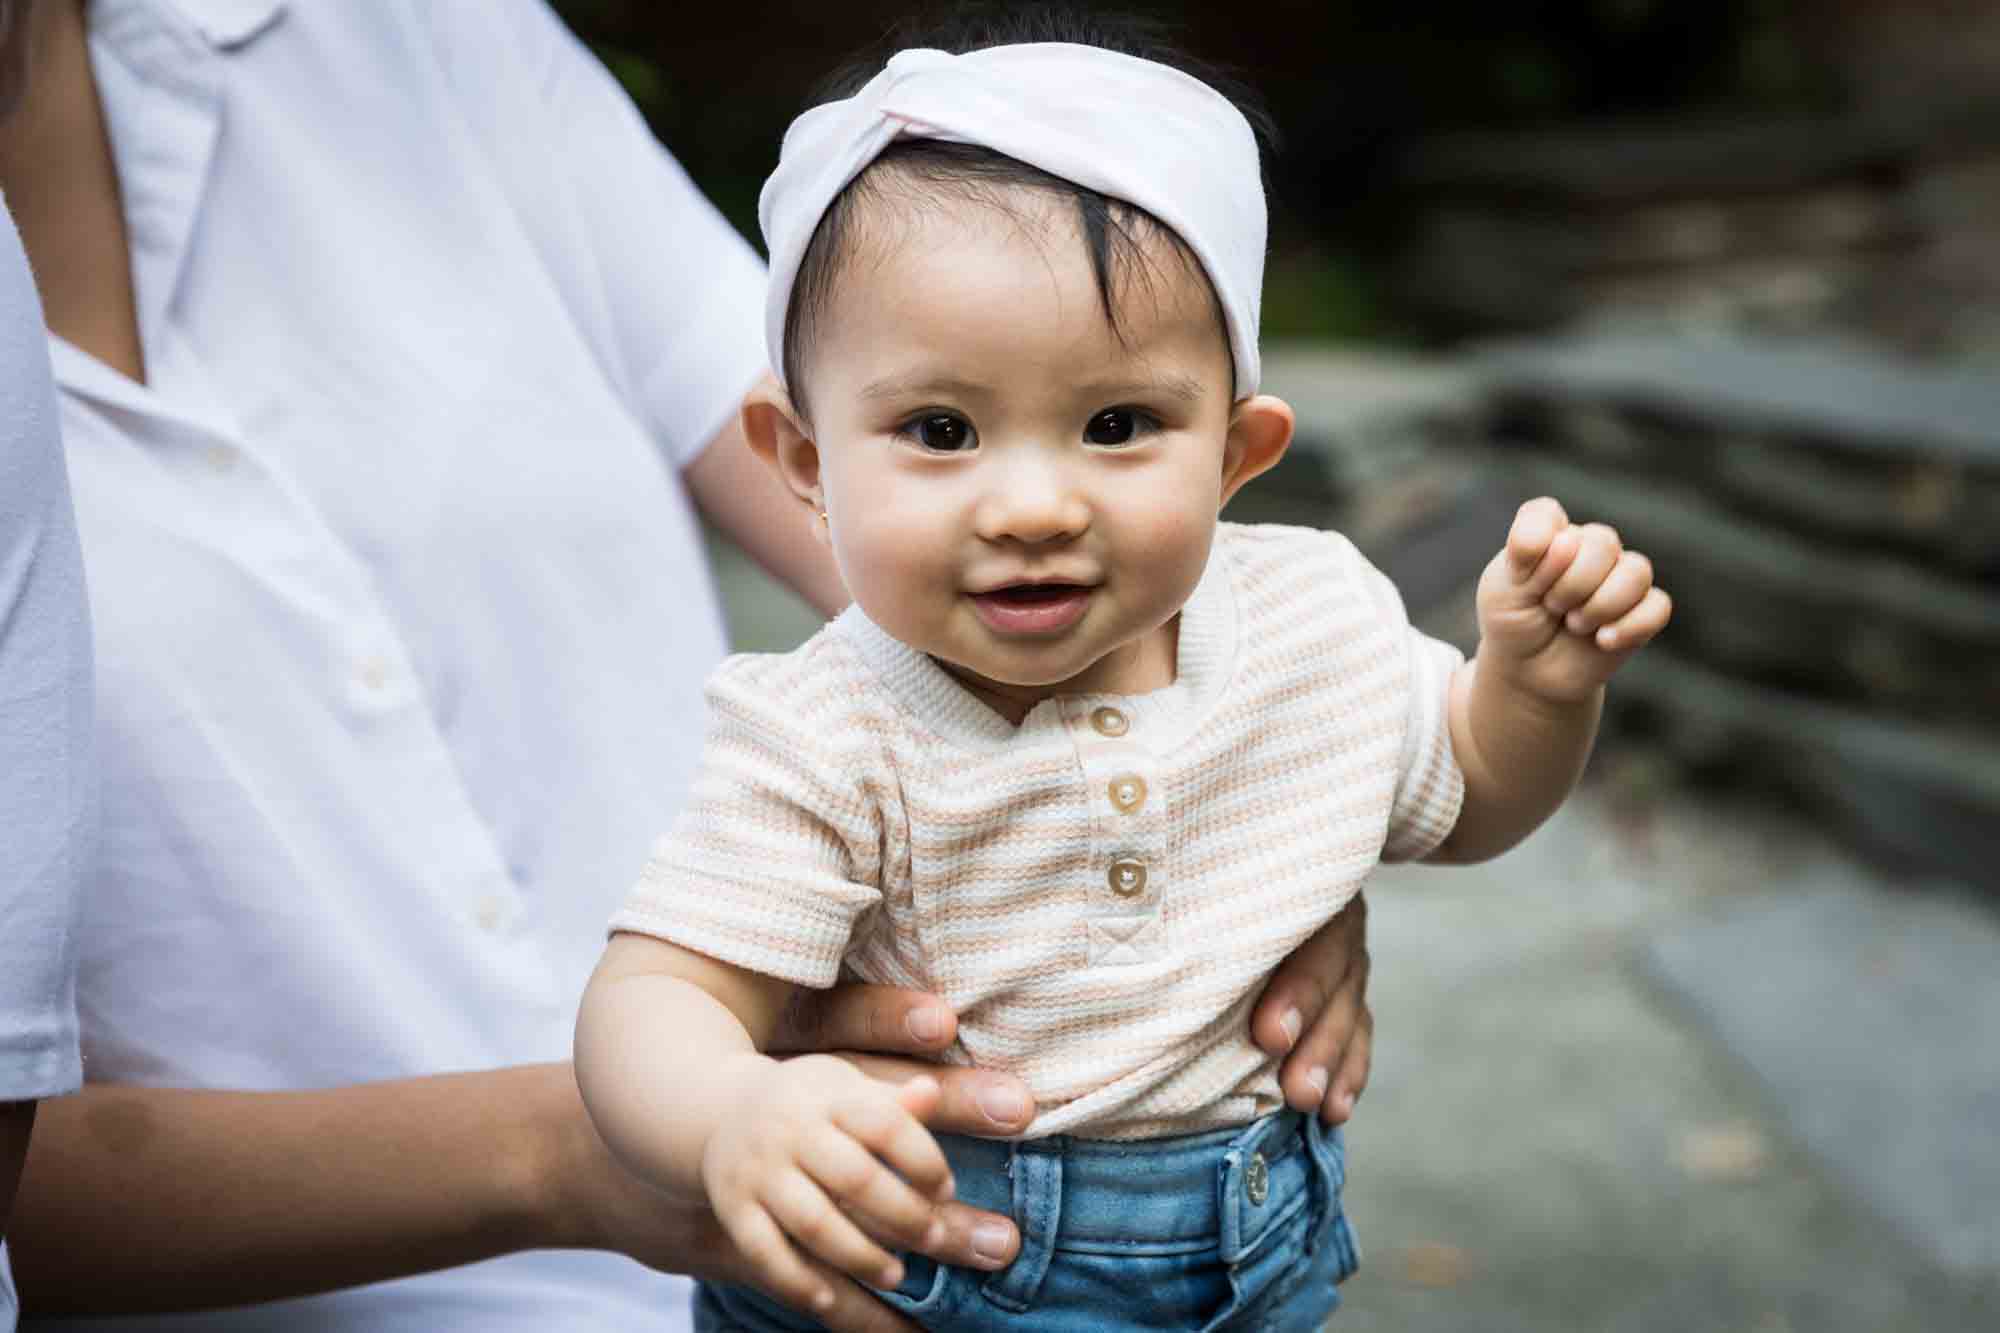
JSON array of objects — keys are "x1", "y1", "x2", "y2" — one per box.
[
  {"x1": 834, "y1": 537, "x2": 1242, "y2": 754},
  {"x1": 163, "y1": 0, "x2": 286, "y2": 49}
]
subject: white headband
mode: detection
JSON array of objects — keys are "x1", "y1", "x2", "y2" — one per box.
[{"x1": 759, "y1": 42, "x2": 1267, "y2": 398}]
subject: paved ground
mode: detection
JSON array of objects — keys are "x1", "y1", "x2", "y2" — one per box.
[
  {"x1": 1338, "y1": 784, "x2": 1994, "y2": 1333},
  {"x1": 705, "y1": 530, "x2": 1997, "y2": 1333}
]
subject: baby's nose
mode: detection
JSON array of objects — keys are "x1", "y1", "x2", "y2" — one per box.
[{"x1": 975, "y1": 457, "x2": 1091, "y2": 544}]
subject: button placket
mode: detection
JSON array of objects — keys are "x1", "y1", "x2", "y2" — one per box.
[{"x1": 1068, "y1": 700, "x2": 1168, "y2": 966}]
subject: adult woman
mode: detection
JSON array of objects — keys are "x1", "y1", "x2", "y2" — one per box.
[
  {"x1": 0, "y1": 3, "x2": 1373, "y2": 1329},
  {"x1": 0, "y1": 10, "x2": 91, "y2": 1318}
]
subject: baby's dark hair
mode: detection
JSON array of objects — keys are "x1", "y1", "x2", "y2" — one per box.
[{"x1": 780, "y1": 4, "x2": 1277, "y2": 421}]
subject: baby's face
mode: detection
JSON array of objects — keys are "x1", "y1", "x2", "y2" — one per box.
[{"x1": 801, "y1": 195, "x2": 1245, "y2": 718}]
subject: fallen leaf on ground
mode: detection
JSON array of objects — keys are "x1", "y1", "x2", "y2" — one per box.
[
  {"x1": 1674, "y1": 1121, "x2": 1769, "y2": 1182},
  {"x1": 1397, "y1": 1240, "x2": 1471, "y2": 1287}
]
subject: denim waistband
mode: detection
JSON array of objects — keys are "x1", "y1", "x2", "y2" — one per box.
[{"x1": 936, "y1": 1111, "x2": 1319, "y2": 1264}]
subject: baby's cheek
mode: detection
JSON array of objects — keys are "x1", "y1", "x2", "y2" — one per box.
[
  {"x1": 1128, "y1": 507, "x2": 1215, "y2": 586},
  {"x1": 836, "y1": 522, "x2": 950, "y2": 631}
]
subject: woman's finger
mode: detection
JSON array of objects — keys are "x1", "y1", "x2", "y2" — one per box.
[
  {"x1": 1322, "y1": 1004, "x2": 1374, "y2": 1126},
  {"x1": 1281, "y1": 926, "x2": 1371, "y2": 1118},
  {"x1": 1250, "y1": 893, "x2": 1367, "y2": 1059},
  {"x1": 839, "y1": 1053, "x2": 1035, "y2": 1139},
  {"x1": 773, "y1": 984, "x2": 957, "y2": 1057}
]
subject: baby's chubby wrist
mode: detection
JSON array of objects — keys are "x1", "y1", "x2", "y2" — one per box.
[{"x1": 1468, "y1": 642, "x2": 1608, "y2": 714}]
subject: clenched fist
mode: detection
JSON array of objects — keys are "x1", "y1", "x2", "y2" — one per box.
[{"x1": 1475, "y1": 497, "x2": 1672, "y2": 705}]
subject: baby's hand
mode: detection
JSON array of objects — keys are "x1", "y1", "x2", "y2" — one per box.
[
  {"x1": 1475, "y1": 497, "x2": 1672, "y2": 704},
  {"x1": 702, "y1": 1053, "x2": 956, "y2": 1318}
]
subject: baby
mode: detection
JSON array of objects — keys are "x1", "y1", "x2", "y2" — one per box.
[{"x1": 575, "y1": 11, "x2": 1670, "y2": 1331}]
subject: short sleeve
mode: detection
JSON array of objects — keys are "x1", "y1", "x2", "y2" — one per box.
[
  {"x1": 0, "y1": 200, "x2": 92, "y2": 1101},
  {"x1": 610, "y1": 663, "x2": 883, "y2": 988},
  {"x1": 1354, "y1": 555, "x2": 1465, "y2": 863},
  {"x1": 422, "y1": 0, "x2": 769, "y2": 467}
]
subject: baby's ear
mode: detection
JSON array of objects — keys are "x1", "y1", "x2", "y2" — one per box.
[
  {"x1": 1219, "y1": 394, "x2": 1294, "y2": 509},
  {"x1": 740, "y1": 375, "x2": 824, "y2": 516}
]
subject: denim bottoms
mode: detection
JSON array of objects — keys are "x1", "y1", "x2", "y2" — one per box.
[{"x1": 694, "y1": 1111, "x2": 1358, "y2": 1332}]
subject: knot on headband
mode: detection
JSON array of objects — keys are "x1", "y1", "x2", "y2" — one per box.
[{"x1": 759, "y1": 43, "x2": 1267, "y2": 398}]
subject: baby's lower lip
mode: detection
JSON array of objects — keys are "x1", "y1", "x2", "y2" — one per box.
[{"x1": 970, "y1": 585, "x2": 1092, "y2": 634}]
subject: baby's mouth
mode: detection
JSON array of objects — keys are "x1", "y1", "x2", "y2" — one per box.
[
  {"x1": 985, "y1": 583, "x2": 1085, "y2": 605},
  {"x1": 969, "y1": 583, "x2": 1094, "y2": 634}
]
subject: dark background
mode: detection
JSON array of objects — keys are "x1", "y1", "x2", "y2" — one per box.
[{"x1": 550, "y1": 0, "x2": 1851, "y2": 341}]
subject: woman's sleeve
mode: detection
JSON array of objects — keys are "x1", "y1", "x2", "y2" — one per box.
[
  {"x1": 0, "y1": 208, "x2": 93, "y2": 1103},
  {"x1": 421, "y1": 0, "x2": 770, "y2": 468}
]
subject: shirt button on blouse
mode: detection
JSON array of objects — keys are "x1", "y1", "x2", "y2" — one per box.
[
  {"x1": 473, "y1": 895, "x2": 510, "y2": 933},
  {"x1": 1107, "y1": 857, "x2": 1148, "y2": 898},
  {"x1": 1089, "y1": 705, "x2": 1129, "y2": 738}
]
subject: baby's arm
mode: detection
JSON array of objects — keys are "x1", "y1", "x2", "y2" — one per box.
[
  {"x1": 575, "y1": 933, "x2": 954, "y2": 1315},
  {"x1": 1429, "y1": 497, "x2": 1672, "y2": 863}
]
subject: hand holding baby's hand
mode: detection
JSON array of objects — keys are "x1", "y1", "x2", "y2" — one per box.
[
  {"x1": 1475, "y1": 497, "x2": 1671, "y2": 704},
  {"x1": 703, "y1": 1054, "x2": 955, "y2": 1318}
]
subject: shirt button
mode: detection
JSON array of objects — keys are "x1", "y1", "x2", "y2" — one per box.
[
  {"x1": 356, "y1": 657, "x2": 392, "y2": 692},
  {"x1": 1109, "y1": 774, "x2": 1147, "y2": 814},
  {"x1": 1107, "y1": 857, "x2": 1148, "y2": 898},
  {"x1": 1090, "y1": 706, "x2": 1129, "y2": 738},
  {"x1": 204, "y1": 444, "x2": 239, "y2": 472},
  {"x1": 1245, "y1": 1151, "x2": 1269, "y2": 1206},
  {"x1": 473, "y1": 896, "x2": 509, "y2": 933}
]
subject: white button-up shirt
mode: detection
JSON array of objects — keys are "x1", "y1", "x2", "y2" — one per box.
[
  {"x1": 47, "y1": 1, "x2": 768, "y2": 1327},
  {"x1": 1, "y1": 195, "x2": 93, "y2": 1333}
]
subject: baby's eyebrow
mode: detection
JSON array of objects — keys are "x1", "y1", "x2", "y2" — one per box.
[
  {"x1": 1126, "y1": 372, "x2": 1206, "y2": 404},
  {"x1": 856, "y1": 371, "x2": 1209, "y2": 404},
  {"x1": 858, "y1": 374, "x2": 991, "y2": 402}
]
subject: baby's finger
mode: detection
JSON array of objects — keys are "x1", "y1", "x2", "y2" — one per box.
[
  {"x1": 1563, "y1": 549, "x2": 1654, "y2": 636},
  {"x1": 718, "y1": 1198, "x2": 841, "y2": 1319},
  {"x1": 763, "y1": 1166, "x2": 906, "y2": 1291},
  {"x1": 1322, "y1": 1004, "x2": 1374, "y2": 1127},
  {"x1": 1541, "y1": 523, "x2": 1623, "y2": 615},
  {"x1": 1504, "y1": 497, "x2": 1570, "y2": 583},
  {"x1": 1594, "y1": 585, "x2": 1673, "y2": 654},
  {"x1": 836, "y1": 1090, "x2": 955, "y2": 1204},
  {"x1": 799, "y1": 1121, "x2": 944, "y2": 1253}
]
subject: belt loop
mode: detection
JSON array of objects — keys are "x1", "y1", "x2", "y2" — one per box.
[
  {"x1": 1218, "y1": 1144, "x2": 1248, "y2": 1263},
  {"x1": 981, "y1": 1140, "x2": 1062, "y2": 1312}
]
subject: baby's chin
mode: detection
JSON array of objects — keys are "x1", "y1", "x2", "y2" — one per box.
[{"x1": 931, "y1": 654, "x2": 1084, "y2": 703}]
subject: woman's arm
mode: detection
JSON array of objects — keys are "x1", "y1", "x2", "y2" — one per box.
[
  {"x1": 0, "y1": 1100, "x2": 33, "y2": 1243},
  {"x1": 10, "y1": 1064, "x2": 612, "y2": 1314},
  {"x1": 9, "y1": 987, "x2": 1026, "y2": 1322},
  {"x1": 684, "y1": 392, "x2": 850, "y2": 618}
]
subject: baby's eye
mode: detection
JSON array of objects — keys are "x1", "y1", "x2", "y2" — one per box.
[
  {"x1": 902, "y1": 413, "x2": 977, "y2": 453},
  {"x1": 1083, "y1": 408, "x2": 1155, "y2": 447}
]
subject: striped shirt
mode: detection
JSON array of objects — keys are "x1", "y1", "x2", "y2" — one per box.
[{"x1": 613, "y1": 523, "x2": 1464, "y2": 1139}]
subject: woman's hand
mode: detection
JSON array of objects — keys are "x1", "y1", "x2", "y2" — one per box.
[
  {"x1": 1248, "y1": 893, "x2": 1374, "y2": 1124},
  {"x1": 781, "y1": 927, "x2": 1374, "y2": 1131},
  {"x1": 772, "y1": 981, "x2": 1036, "y2": 1144}
]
